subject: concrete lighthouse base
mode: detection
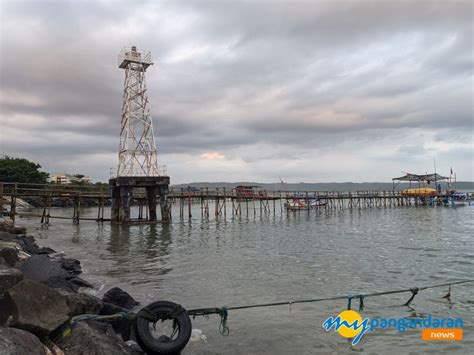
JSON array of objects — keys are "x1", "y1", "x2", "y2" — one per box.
[{"x1": 109, "y1": 176, "x2": 171, "y2": 224}]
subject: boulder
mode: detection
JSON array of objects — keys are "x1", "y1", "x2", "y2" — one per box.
[
  {"x1": 65, "y1": 292, "x2": 103, "y2": 316},
  {"x1": 0, "y1": 268, "x2": 23, "y2": 295},
  {"x1": 0, "y1": 294, "x2": 16, "y2": 326},
  {"x1": 43, "y1": 339, "x2": 65, "y2": 355},
  {"x1": 10, "y1": 226, "x2": 27, "y2": 235},
  {"x1": 0, "y1": 232, "x2": 53, "y2": 256},
  {"x1": 0, "y1": 219, "x2": 27, "y2": 235},
  {"x1": 0, "y1": 230, "x2": 17, "y2": 241},
  {"x1": 0, "y1": 247, "x2": 19, "y2": 267},
  {"x1": 0, "y1": 219, "x2": 14, "y2": 232},
  {"x1": 20, "y1": 255, "x2": 68, "y2": 283},
  {"x1": 5, "y1": 279, "x2": 70, "y2": 337},
  {"x1": 56, "y1": 321, "x2": 142, "y2": 354},
  {"x1": 68, "y1": 276, "x2": 93, "y2": 289},
  {"x1": 17, "y1": 235, "x2": 54, "y2": 255},
  {"x1": 50, "y1": 255, "x2": 82, "y2": 277},
  {"x1": 19, "y1": 255, "x2": 92, "y2": 293},
  {"x1": 102, "y1": 287, "x2": 139, "y2": 310},
  {"x1": 49, "y1": 275, "x2": 93, "y2": 293},
  {"x1": 0, "y1": 327, "x2": 49, "y2": 355},
  {"x1": 60, "y1": 258, "x2": 81, "y2": 276},
  {"x1": 98, "y1": 301, "x2": 134, "y2": 342}
]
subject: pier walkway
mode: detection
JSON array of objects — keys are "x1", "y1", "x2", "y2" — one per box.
[{"x1": 0, "y1": 182, "x2": 447, "y2": 225}]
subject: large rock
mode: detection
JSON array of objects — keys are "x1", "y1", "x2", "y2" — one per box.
[
  {"x1": 20, "y1": 255, "x2": 68, "y2": 282},
  {"x1": 0, "y1": 231, "x2": 54, "y2": 256},
  {"x1": 102, "y1": 287, "x2": 139, "y2": 310},
  {"x1": 0, "y1": 219, "x2": 14, "y2": 232},
  {"x1": 49, "y1": 254, "x2": 82, "y2": 276},
  {"x1": 5, "y1": 279, "x2": 70, "y2": 337},
  {"x1": 18, "y1": 235, "x2": 54, "y2": 255},
  {"x1": 0, "y1": 268, "x2": 23, "y2": 295},
  {"x1": 65, "y1": 292, "x2": 103, "y2": 316},
  {"x1": 56, "y1": 321, "x2": 142, "y2": 354},
  {"x1": 0, "y1": 294, "x2": 16, "y2": 326},
  {"x1": 46, "y1": 275, "x2": 92, "y2": 293},
  {"x1": 0, "y1": 231, "x2": 17, "y2": 241},
  {"x1": 10, "y1": 226, "x2": 27, "y2": 235},
  {"x1": 98, "y1": 296, "x2": 135, "y2": 341},
  {"x1": 0, "y1": 247, "x2": 19, "y2": 267},
  {"x1": 19, "y1": 255, "x2": 91, "y2": 292},
  {"x1": 0, "y1": 327, "x2": 49, "y2": 355},
  {"x1": 0, "y1": 219, "x2": 26, "y2": 235}
]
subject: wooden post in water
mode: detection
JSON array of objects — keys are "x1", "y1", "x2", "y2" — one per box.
[
  {"x1": 41, "y1": 193, "x2": 52, "y2": 225},
  {"x1": 252, "y1": 196, "x2": 256, "y2": 217},
  {"x1": 231, "y1": 190, "x2": 235, "y2": 218},
  {"x1": 10, "y1": 183, "x2": 17, "y2": 224},
  {"x1": 0, "y1": 183, "x2": 3, "y2": 217},
  {"x1": 215, "y1": 188, "x2": 219, "y2": 219},
  {"x1": 145, "y1": 187, "x2": 157, "y2": 221},
  {"x1": 46, "y1": 192, "x2": 52, "y2": 225},
  {"x1": 201, "y1": 190, "x2": 204, "y2": 219},
  {"x1": 273, "y1": 194, "x2": 276, "y2": 215},
  {"x1": 97, "y1": 191, "x2": 105, "y2": 222},
  {"x1": 138, "y1": 199, "x2": 144, "y2": 220},
  {"x1": 41, "y1": 195, "x2": 47, "y2": 225},
  {"x1": 223, "y1": 187, "x2": 227, "y2": 219},
  {"x1": 188, "y1": 191, "x2": 192, "y2": 220},
  {"x1": 279, "y1": 191, "x2": 283, "y2": 214}
]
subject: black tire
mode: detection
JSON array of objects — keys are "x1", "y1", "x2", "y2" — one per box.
[{"x1": 135, "y1": 301, "x2": 192, "y2": 355}]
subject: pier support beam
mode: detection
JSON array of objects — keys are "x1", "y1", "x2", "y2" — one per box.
[
  {"x1": 109, "y1": 176, "x2": 170, "y2": 224},
  {"x1": 146, "y1": 186, "x2": 157, "y2": 221},
  {"x1": 159, "y1": 187, "x2": 171, "y2": 223}
]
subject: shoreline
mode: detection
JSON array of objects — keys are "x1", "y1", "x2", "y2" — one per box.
[{"x1": 0, "y1": 218, "x2": 144, "y2": 354}]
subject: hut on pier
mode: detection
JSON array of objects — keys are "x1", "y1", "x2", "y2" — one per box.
[{"x1": 392, "y1": 173, "x2": 448, "y2": 194}]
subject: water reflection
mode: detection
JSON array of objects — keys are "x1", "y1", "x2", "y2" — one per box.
[
  {"x1": 108, "y1": 224, "x2": 132, "y2": 255},
  {"x1": 16, "y1": 204, "x2": 474, "y2": 354}
]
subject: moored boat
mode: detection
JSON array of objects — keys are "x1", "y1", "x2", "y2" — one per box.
[
  {"x1": 400, "y1": 187, "x2": 438, "y2": 197},
  {"x1": 285, "y1": 198, "x2": 327, "y2": 210},
  {"x1": 447, "y1": 192, "x2": 472, "y2": 207}
]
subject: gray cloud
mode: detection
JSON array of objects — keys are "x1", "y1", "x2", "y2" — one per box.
[{"x1": 0, "y1": 0, "x2": 472, "y2": 183}]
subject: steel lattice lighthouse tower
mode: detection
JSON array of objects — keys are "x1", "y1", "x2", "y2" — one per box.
[
  {"x1": 110, "y1": 46, "x2": 170, "y2": 224},
  {"x1": 117, "y1": 46, "x2": 159, "y2": 177}
]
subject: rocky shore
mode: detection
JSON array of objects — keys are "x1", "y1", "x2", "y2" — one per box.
[{"x1": 0, "y1": 218, "x2": 144, "y2": 354}]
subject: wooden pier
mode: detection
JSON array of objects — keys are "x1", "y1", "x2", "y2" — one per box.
[{"x1": 0, "y1": 182, "x2": 448, "y2": 225}]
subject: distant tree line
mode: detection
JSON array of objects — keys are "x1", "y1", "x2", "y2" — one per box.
[
  {"x1": 0, "y1": 156, "x2": 49, "y2": 183},
  {"x1": 0, "y1": 156, "x2": 110, "y2": 185}
]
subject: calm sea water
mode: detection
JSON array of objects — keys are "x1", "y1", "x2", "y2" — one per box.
[{"x1": 17, "y1": 203, "x2": 474, "y2": 354}]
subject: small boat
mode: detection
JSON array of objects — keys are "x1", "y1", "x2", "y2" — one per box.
[
  {"x1": 447, "y1": 192, "x2": 472, "y2": 207},
  {"x1": 309, "y1": 199, "x2": 328, "y2": 208},
  {"x1": 285, "y1": 198, "x2": 327, "y2": 210},
  {"x1": 401, "y1": 187, "x2": 438, "y2": 197},
  {"x1": 285, "y1": 199, "x2": 309, "y2": 210}
]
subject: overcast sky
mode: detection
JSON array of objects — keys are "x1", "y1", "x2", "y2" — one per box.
[{"x1": 0, "y1": 0, "x2": 472, "y2": 183}]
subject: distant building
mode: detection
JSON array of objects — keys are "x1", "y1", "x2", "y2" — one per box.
[
  {"x1": 50, "y1": 173, "x2": 92, "y2": 184},
  {"x1": 235, "y1": 185, "x2": 261, "y2": 198}
]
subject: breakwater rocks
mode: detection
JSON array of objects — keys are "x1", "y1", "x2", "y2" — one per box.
[{"x1": 0, "y1": 218, "x2": 143, "y2": 354}]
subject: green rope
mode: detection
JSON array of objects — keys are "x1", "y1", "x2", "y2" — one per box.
[
  {"x1": 188, "y1": 279, "x2": 474, "y2": 336},
  {"x1": 61, "y1": 279, "x2": 474, "y2": 339},
  {"x1": 218, "y1": 307, "x2": 229, "y2": 336}
]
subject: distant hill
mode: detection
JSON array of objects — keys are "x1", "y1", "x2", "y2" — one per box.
[{"x1": 171, "y1": 181, "x2": 474, "y2": 192}]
